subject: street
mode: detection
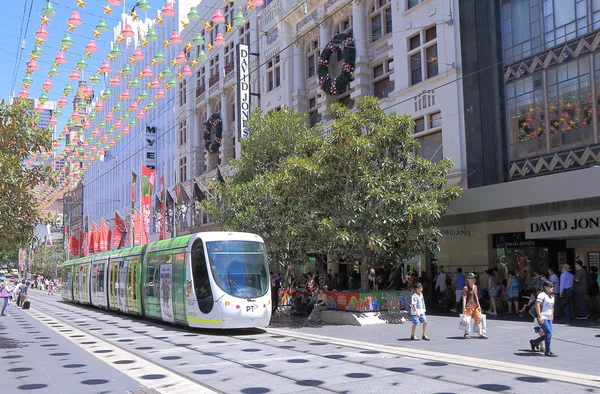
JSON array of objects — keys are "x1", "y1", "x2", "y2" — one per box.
[{"x1": 1, "y1": 292, "x2": 599, "y2": 394}]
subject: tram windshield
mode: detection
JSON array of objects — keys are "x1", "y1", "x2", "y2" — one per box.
[{"x1": 207, "y1": 240, "x2": 269, "y2": 299}]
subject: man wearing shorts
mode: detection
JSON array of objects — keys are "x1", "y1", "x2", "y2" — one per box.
[
  {"x1": 451, "y1": 268, "x2": 465, "y2": 313},
  {"x1": 462, "y1": 273, "x2": 488, "y2": 339}
]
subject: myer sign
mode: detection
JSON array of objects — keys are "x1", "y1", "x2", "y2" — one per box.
[
  {"x1": 525, "y1": 211, "x2": 600, "y2": 239},
  {"x1": 236, "y1": 43, "x2": 250, "y2": 139}
]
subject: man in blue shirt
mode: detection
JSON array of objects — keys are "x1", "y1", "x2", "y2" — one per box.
[
  {"x1": 450, "y1": 268, "x2": 466, "y2": 314},
  {"x1": 559, "y1": 263, "x2": 574, "y2": 320}
]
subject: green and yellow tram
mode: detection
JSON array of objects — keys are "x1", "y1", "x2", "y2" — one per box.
[{"x1": 61, "y1": 232, "x2": 272, "y2": 329}]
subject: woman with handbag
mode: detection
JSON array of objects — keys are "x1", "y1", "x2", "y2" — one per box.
[
  {"x1": 529, "y1": 280, "x2": 557, "y2": 357},
  {"x1": 0, "y1": 279, "x2": 10, "y2": 316}
]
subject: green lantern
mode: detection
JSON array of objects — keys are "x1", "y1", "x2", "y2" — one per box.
[
  {"x1": 54, "y1": 108, "x2": 62, "y2": 117},
  {"x1": 66, "y1": 120, "x2": 74, "y2": 128},
  {"x1": 96, "y1": 18, "x2": 110, "y2": 33},
  {"x1": 187, "y1": 6, "x2": 200, "y2": 20},
  {"x1": 122, "y1": 64, "x2": 132, "y2": 75},
  {"x1": 168, "y1": 78, "x2": 178, "y2": 88},
  {"x1": 61, "y1": 33, "x2": 74, "y2": 47},
  {"x1": 193, "y1": 33, "x2": 205, "y2": 45},
  {"x1": 233, "y1": 9, "x2": 246, "y2": 26},
  {"x1": 114, "y1": 102, "x2": 121, "y2": 111},
  {"x1": 136, "y1": 0, "x2": 151, "y2": 11},
  {"x1": 102, "y1": 88, "x2": 112, "y2": 98},
  {"x1": 121, "y1": 112, "x2": 129, "y2": 120},
  {"x1": 111, "y1": 45, "x2": 122, "y2": 57},
  {"x1": 196, "y1": 50, "x2": 208, "y2": 62},
  {"x1": 147, "y1": 100, "x2": 155, "y2": 109},
  {"x1": 89, "y1": 74, "x2": 102, "y2": 84},
  {"x1": 146, "y1": 27, "x2": 159, "y2": 42},
  {"x1": 89, "y1": 113, "x2": 97, "y2": 120},
  {"x1": 76, "y1": 57, "x2": 88, "y2": 69},
  {"x1": 98, "y1": 121, "x2": 106, "y2": 129},
  {"x1": 140, "y1": 90, "x2": 149, "y2": 99},
  {"x1": 32, "y1": 44, "x2": 44, "y2": 56},
  {"x1": 63, "y1": 83, "x2": 73, "y2": 95},
  {"x1": 42, "y1": 1, "x2": 56, "y2": 17},
  {"x1": 48, "y1": 66, "x2": 59, "y2": 78},
  {"x1": 155, "y1": 50, "x2": 165, "y2": 62},
  {"x1": 130, "y1": 119, "x2": 137, "y2": 126},
  {"x1": 78, "y1": 99, "x2": 87, "y2": 109},
  {"x1": 163, "y1": 66, "x2": 172, "y2": 77},
  {"x1": 115, "y1": 134, "x2": 123, "y2": 140},
  {"x1": 39, "y1": 92, "x2": 48, "y2": 102},
  {"x1": 130, "y1": 78, "x2": 141, "y2": 88},
  {"x1": 22, "y1": 74, "x2": 33, "y2": 85}
]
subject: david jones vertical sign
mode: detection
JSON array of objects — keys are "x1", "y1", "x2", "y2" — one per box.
[{"x1": 237, "y1": 43, "x2": 250, "y2": 139}]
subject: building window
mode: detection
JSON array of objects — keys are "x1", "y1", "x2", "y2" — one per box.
[
  {"x1": 543, "y1": 0, "x2": 586, "y2": 49},
  {"x1": 209, "y1": 55, "x2": 219, "y2": 88},
  {"x1": 179, "y1": 78, "x2": 187, "y2": 106},
  {"x1": 178, "y1": 120, "x2": 187, "y2": 146},
  {"x1": 413, "y1": 111, "x2": 443, "y2": 163},
  {"x1": 196, "y1": 66, "x2": 206, "y2": 98},
  {"x1": 239, "y1": 22, "x2": 250, "y2": 45},
  {"x1": 306, "y1": 39, "x2": 319, "y2": 78},
  {"x1": 407, "y1": 0, "x2": 423, "y2": 9},
  {"x1": 373, "y1": 59, "x2": 394, "y2": 98},
  {"x1": 370, "y1": 0, "x2": 392, "y2": 42},
  {"x1": 408, "y1": 25, "x2": 438, "y2": 86},
  {"x1": 179, "y1": 156, "x2": 187, "y2": 183},
  {"x1": 224, "y1": 3, "x2": 234, "y2": 26},
  {"x1": 267, "y1": 55, "x2": 281, "y2": 91},
  {"x1": 308, "y1": 96, "x2": 321, "y2": 127},
  {"x1": 224, "y1": 43, "x2": 234, "y2": 75}
]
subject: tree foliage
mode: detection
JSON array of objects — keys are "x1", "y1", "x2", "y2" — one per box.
[
  {"x1": 31, "y1": 245, "x2": 64, "y2": 279},
  {"x1": 202, "y1": 97, "x2": 461, "y2": 288},
  {"x1": 0, "y1": 100, "x2": 55, "y2": 253}
]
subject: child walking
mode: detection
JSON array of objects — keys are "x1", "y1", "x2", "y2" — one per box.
[{"x1": 410, "y1": 282, "x2": 429, "y2": 341}]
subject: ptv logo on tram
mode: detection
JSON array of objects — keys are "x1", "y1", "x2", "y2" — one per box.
[{"x1": 246, "y1": 304, "x2": 259, "y2": 312}]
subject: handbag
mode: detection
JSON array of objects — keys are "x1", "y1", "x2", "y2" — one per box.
[{"x1": 528, "y1": 303, "x2": 538, "y2": 318}]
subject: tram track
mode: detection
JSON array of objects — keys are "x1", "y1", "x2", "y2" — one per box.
[{"x1": 25, "y1": 295, "x2": 579, "y2": 394}]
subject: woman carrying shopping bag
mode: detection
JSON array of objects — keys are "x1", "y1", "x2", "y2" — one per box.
[
  {"x1": 461, "y1": 273, "x2": 488, "y2": 339},
  {"x1": 1, "y1": 279, "x2": 10, "y2": 316},
  {"x1": 530, "y1": 280, "x2": 557, "y2": 357}
]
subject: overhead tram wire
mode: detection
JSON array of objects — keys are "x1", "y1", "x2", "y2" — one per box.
[{"x1": 10, "y1": 0, "x2": 34, "y2": 96}]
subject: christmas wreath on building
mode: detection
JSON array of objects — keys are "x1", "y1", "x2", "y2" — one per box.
[
  {"x1": 204, "y1": 112, "x2": 222, "y2": 154},
  {"x1": 317, "y1": 33, "x2": 355, "y2": 96}
]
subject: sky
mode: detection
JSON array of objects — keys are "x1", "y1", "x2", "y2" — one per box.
[{"x1": 0, "y1": 0, "x2": 170, "y2": 102}]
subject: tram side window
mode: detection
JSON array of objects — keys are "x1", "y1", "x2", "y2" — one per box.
[
  {"x1": 192, "y1": 240, "x2": 213, "y2": 314},
  {"x1": 96, "y1": 263, "x2": 105, "y2": 292},
  {"x1": 146, "y1": 259, "x2": 159, "y2": 297}
]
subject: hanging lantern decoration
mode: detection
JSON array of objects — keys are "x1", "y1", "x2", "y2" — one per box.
[
  {"x1": 108, "y1": 0, "x2": 122, "y2": 6},
  {"x1": 182, "y1": 65, "x2": 193, "y2": 76},
  {"x1": 122, "y1": 24, "x2": 135, "y2": 38},
  {"x1": 111, "y1": 45, "x2": 123, "y2": 57},
  {"x1": 32, "y1": 44, "x2": 44, "y2": 56},
  {"x1": 102, "y1": 88, "x2": 112, "y2": 98},
  {"x1": 130, "y1": 119, "x2": 137, "y2": 126},
  {"x1": 214, "y1": 33, "x2": 226, "y2": 46},
  {"x1": 197, "y1": 50, "x2": 208, "y2": 62},
  {"x1": 98, "y1": 121, "x2": 107, "y2": 129},
  {"x1": 105, "y1": 113, "x2": 115, "y2": 121},
  {"x1": 42, "y1": 79, "x2": 53, "y2": 91},
  {"x1": 85, "y1": 40, "x2": 98, "y2": 53},
  {"x1": 55, "y1": 52, "x2": 67, "y2": 64},
  {"x1": 114, "y1": 102, "x2": 122, "y2": 111},
  {"x1": 113, "y1": 120, "x2": 122, "y2": 129},
  {"x1": 91, "y1": 129, "x2": 100, "y2": 137},
  {"x1": 136, "y1": 110, "x2": 146, "y2": 119},
  {"x1": 58, "y1": 96, "x2": 68, "y2": 107},
  {"x1": 130, "y1": 78, "x2": 141, "y2": 88},
  {"x1": 140, "y1": 90, "x2": 149, "y2": 99},
  {"x1": 35, "y1": 104, "x2": 45, "y2": 113},
  {"x1": 48, "y1": 66, "x2": 59, "y2": 78},
  {"x1": 76, "y1": 57, "x2": 88, "y2": 69},
  {"x1": 100, "y1": 135, "x2": 109, "y2": 142},
  {"x1": 82, "y1": 120, "x2": 91, "y2": 129},
  {"x1": 27, "y1": 59, "x2": 39, "y2": 71},
  {"x1": 121, "y1": 90, "x2": 132, "y2": 100},
  {"x1": 90, "y1": 74, "x2": 102, "y2": 84},
  {"x1": 89, "y1": 112, "x2": 97, "y2": 120},
  {"x1": 157, "y1": 89, "x2": 166, "y2": 98},
  {"x1": 147, "y1": 100, "x2": 155, "y2": 109},
  {"x1": 150, "y1": 78, "x2": 161, "y2": 89},
  {"x1": 212, "y1": 9, "x2": 226, "y2": 24},
  {"x1": 48, "y1": 117, "x2": 57, "y2": 126},
  {"x1": 176, "y1": 51, "x2": 187, "y2": 64},
  {"x1": 110, "y1": 76, "x2": 121, "y2": 86},
  {"x1": 168, "y1": 78, "x2": 178, "y2": 88},
  {"x1": 163, "y1": 67, "x2": 173, "y2": 77},
  {"x1": 161, "y1": 1, "x2": 176, "y2": 17},
  {"x1": 133, "y1": 47, "x2": 144, "y2": 60},
  {"x1": 136, "y1": 0, "x2": 152, "y2": 11},
  {"x1": 68, "y1": 11, "x2": 83, "y2": 25},
  {"x1": 155, "y1": 50, "x2": 166, "y2": 62},
  {"x1": 64, "y1": 83, "x2": 74, "y2": 95},
  {"x1": 122, "y1": 64, "x2": 132, "y2": 75},
  {"x1": 95, "y1": 101, "x2": 104, "y2": 112},
  {"x1": 142, "y1": 66, "x2": 153, "y2": 78},
  {"x1": 146, "y1": 27, "x2": 159, "y2": 42},
  {"x1": 35, "y1": 25, "x2": 49, "y2": 39},
  {"x1": 53, "y1": 140, "x2": 61, "y2": 148},
  {"x1": 62, "y1": 127, "x2": 70, "y2": 136},
  {"x1": 233, "y1": 9, "x2": 246, "y2": 26},
  {"x1": 96, "y1": 18, "x2": 110, "y2": 33},
  {"x1": 69, "y1": 70, "x2": 81, "y2": 81},
  {"x1": 72, "y1": 111, "x2": 81, "y2": 120},
  {"x1": 129, "y1": 102, "x2": 139, "y2": 111},
  {"x1": 61, "y1": 33, "x2": 75, "y2": 48},
  {"x1": 170, "y1": 31, "x2": 183, "y2": 45},
  {"x1": 42, "y1": 1, "x2": 56, "y2": 17},
  {"x1": 251, "y1": 0, "x2": 265, "y2": 6},
  {"x1": 122, "y1": 127, "x2": 130, "y2": 134},
  {"x1": 39, "y1": 92, "x2": 48, "y2": 103},
  {"x1": 77, "y1": 99, "x2": 87, "y2": 110},
  {"x1": 83, "y1": 85, "x2": 93, "y2": 97},
  {"x1": 187, "y1": 6, "x2": 201, "y2": 20},
  {"x1": 193, "y1": 33, "x2": 205, "y2": 45}
]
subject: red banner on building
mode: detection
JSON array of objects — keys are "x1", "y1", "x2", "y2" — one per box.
[
  {"x1": 112, "y1": 211, "x2": 126, "y2": 248},
  {"x1": 130, "y1": 209, "x2": 142, "y2": 246},
  {"x1": 160, "y1": 174, "x2": 166, "y2": 240},
  {"x1": 70, "y1": 232, "x2": 80, "y2": 257},
  {"x1": 99, "y1": 218, "x2": 110, "y2": 251},
  {"x1": 82, "y1": 215, "x2": 89, "y2": 257},
  {"x1": 91, "y1": 222, "x2": 100, "y2": 253},
  {"x1": 141, "y1": 165, "x2": 156, "y2": 245}
]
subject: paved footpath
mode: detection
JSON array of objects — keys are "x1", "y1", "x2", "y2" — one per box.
[{"x1": 3, "y1": 293, "x2": 600, "y2": 393}]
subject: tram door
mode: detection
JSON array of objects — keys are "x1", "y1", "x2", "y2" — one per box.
[
  {"x1": 127, "y1": 258, "x2": 140, "y2": 314},
  {"x1": 109, "y1": 262, "x2": 119, "y2": 309},
  {"x1": 118, "y1": 261, "x2": 128, "y2": 313}
]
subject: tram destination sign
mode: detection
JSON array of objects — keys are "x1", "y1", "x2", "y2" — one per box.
[{"x1": 525, "y1": 210, "x2": 600, "y2": 239}]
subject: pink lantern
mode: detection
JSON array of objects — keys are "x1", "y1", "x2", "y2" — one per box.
[
  {"x1": 64, "y1": 145, "x2": 71, "y2": 153},
  {"x1": 129, "y1": 102, "x2": 139, "y2": 111},
  {"x1": 48, "y1": 117, "x2": 57, "y2": 126},
  {"x1": 108, "y1": 140, "x2": 116, "y2": 146},
  {"x1": 55, "y1": 52, "x2": 67, "y2": 64},
  {"x1": 35, "y1": 25, "x2": 49, "y2": 39},
  {"x1": 91, "y1": 129, "x2": 100, "y2": 137},
  {"x1": 122, "y1": 24, "x2": 135, "y2": 38},
  {"x1": 72, "y1": 111, "x2": 81, "y2": 120},
  {"x1": 82, "y1": 120, "x2": 91, "y2": 129},
  {"x1": 90, "y1": 156, "x2": 96, "y2": 162},
  {"x1": 105, "y1": 113, "x2": 114, "y2": 121},
  {"x1": 132, "y1": 47, "x2": 144, "y2": 60},
  {"x1": 150, "y1": 78, "x2": 161, "y2": 89},
  {"x1": 97, "y1": 149, "x2": 104, "y2": 155},
  {"x1": 161, "y1": 1, "x2": 176, "y2": 17},
  {"x1": 110, "y1": 76, "x2": 121, "y2": 86},
  {"x1": 85, "y1": 40, "x2": 98, "y2": 53},
  {"x1": 121, "y1": 90, "x2": 131, "y2": 100},
  {"x1": 83, "y1": 85, "x2": 93, "y2": 97},
  {"x1": 142, "y1": 66, "x2": 153, "y2": 78},
  {"x1": 114, "y1": 120, "x2": 122, "y2": 129},
  {"x1": 175, "y1": 51, "x2": 187, "y2": 64},
  {"x1": 42, "y1": 79, "x2": 53, "y2": 90},
  {"x1": 156, "y1": 89, "x2": 166, "y2": 98},
  {"x1": 100, "y1": 135, "x2": 108, "y2": 142},
  {"x1": 108, "y1": 0, "x2": 122, "y2": 5},
  {"x1": 27, "y1": 59, "x2": 39, "y2": 71},
  {"x1": 251, "y1": 0, "x2": 265, "y2": 6},
  {"x1": 68, "y1": 11, "x2": 83, "y2": 25},
  {"x1": 69, "y1": 70, "x2": 81, "y2": 81},
  {"x1": 35, "y1": 104, "x2": 45, "y2": 113},
  {"x1": 53, "y1": 141, "x2": 61, "y2": 148},
  {"x1": 58, "y1": 96, "x2": 68, "y2": 107},
  {"x1": 136, "y1": 110, "x2": 145, "y2": 119},
  {"x1": 214, "y1": 33, "x2": 226, "y2": 46},
  {"x1": 61, "y1": 127, "x2": 70, "y2": 135},
  {"x1": 182, "y1": 65, "x2": 192, "y2": 76},
  {"x1": 169, "y1": 31, "x2": 182, "y2": 45},
  {"x1": 212, "y1": 9, "x2": 225, "y2": 24},
  {"x1": 122, "y1": 127, "x2": 130, "y2": 134},
  {"x1": 94, "y1": 101, "x2": 104, "y2": 111},
  {"x1": 100, "y1": 61, "x2": 111, "y2": 74},
  {"x1": 19, "y1": 88, "x2": 29, "y2": 98}
]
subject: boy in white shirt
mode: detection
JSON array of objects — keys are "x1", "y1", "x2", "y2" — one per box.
[{"x1": 410, "y1": 282, "x2": 430, "y2": 341}]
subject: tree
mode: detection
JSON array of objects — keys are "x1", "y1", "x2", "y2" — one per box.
[
  {"x1": 203, "y1": 97, "x2": 461, "y2": 288},
  {"x1": 0, "y1": 100, "x2": 55, "y2": 253},
  {"x1": 31, "y1": 245, "x2": 64, "y2": 279}
]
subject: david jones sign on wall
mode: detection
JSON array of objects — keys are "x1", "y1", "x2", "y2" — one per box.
[{"x1": 525, "y1": 211, "x2": 600, "y2": 239}]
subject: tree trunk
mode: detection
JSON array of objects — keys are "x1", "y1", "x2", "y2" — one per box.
[{"x1": 360, "y1": 255, "x2": 369, "y2": 292}]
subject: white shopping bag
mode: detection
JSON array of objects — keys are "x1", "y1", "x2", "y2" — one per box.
[
  {"x1": 471, "y1": 314, "x2": 487, "y2": 335},
  {"x1": 458, "y1": 314, "x2": 471, "y2": 332}
]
